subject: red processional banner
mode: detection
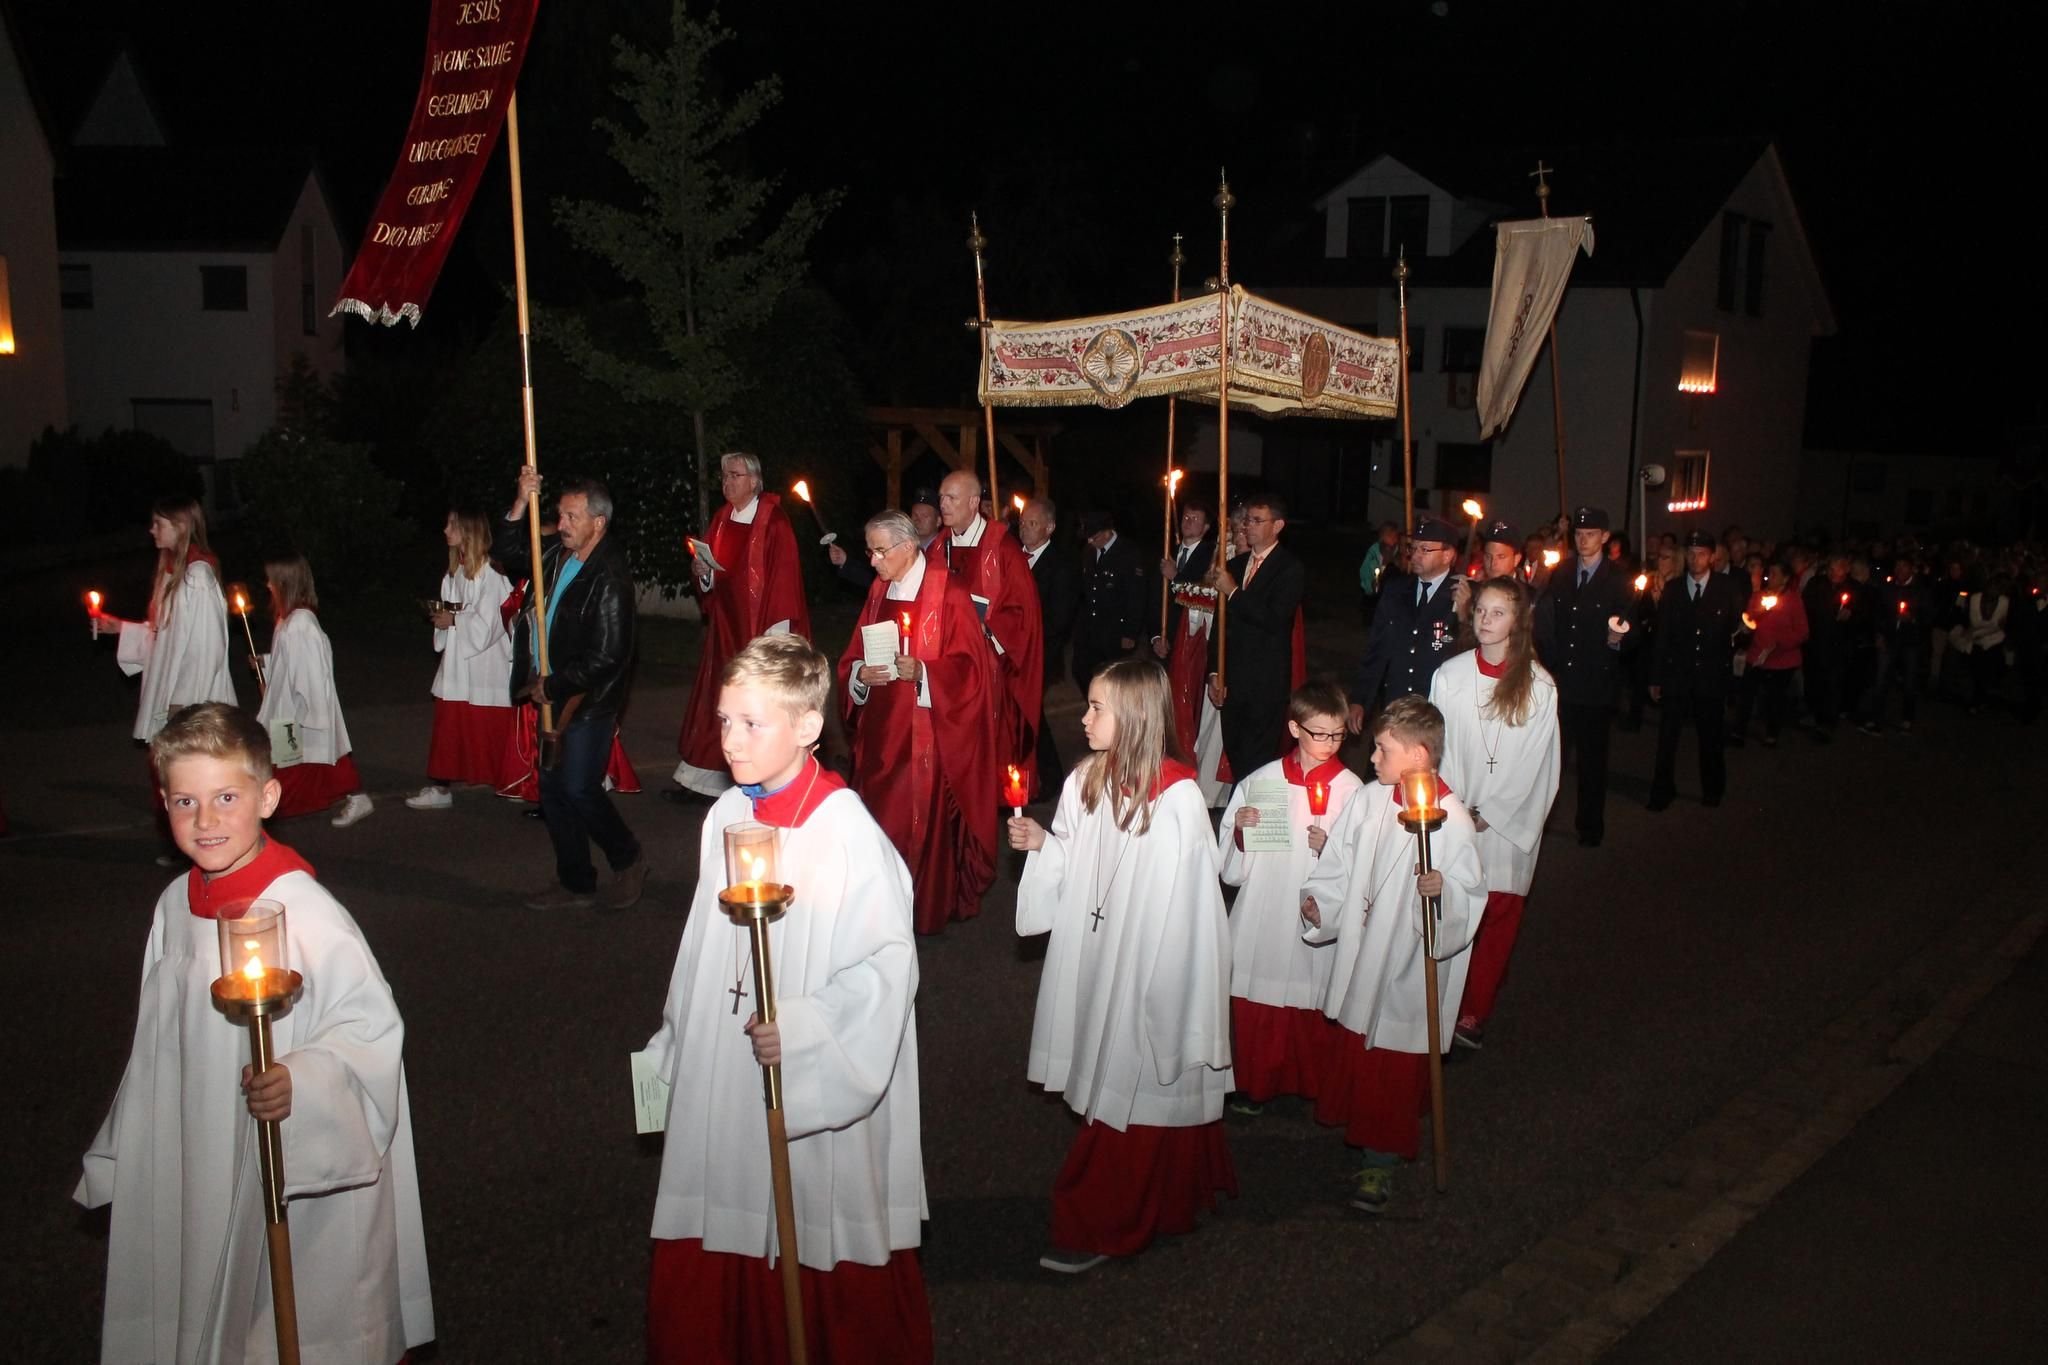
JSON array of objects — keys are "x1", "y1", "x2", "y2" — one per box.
[{"x1": 332, "y1": 0, "x2": 541, "y2": 327}]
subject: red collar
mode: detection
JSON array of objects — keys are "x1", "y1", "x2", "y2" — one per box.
[
  {"x1": 186, "y1": 837, "x2": 316, "y2": 920},
  {"x1": 1476, "y1": 652, "x2": 1507, "y2": 678},
  {"x1": 1152, "y1": 757, "x2": 1197, "y2": 799},
  {"x1": 1281, "y1": 751, "x2": 1348, "y2": 788},
  {"x1": 1389, "y1": 774, "x2": 1454, "y2": 808},
  {"x1": 749, "y1": 756, "x2": 845, "y2": 829}
]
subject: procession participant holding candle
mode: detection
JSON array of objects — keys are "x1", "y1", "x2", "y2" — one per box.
[
  {"x1": 1299, "y1": 696, "x2": 1484, "y2": 1214},
  {"x1": 408, "y1": 509, "x2": 516, "y2": 810},
  {"x1": 644, "y1": 635, "x2": 930, "y2": 1364},
  {"x1": 1647, "y1": 529, "x2": 1741, "y2": 811},
  {"x1": 839, "y1": 510, "x2": 1000, "y2": 935},
  {"x1": 1007, "y1": 659, "x2": 1235, "y2": 1274},
  {"x1": 1450, "y1": 519, "x2": 1522, "y2": 624},
  {"x1": 1533, "y1": 506, "x2": 1635, "y2": 848},
  {"x1": 672, "y1": 452, "x2": 813, "y2": 801},
  {"x1": 1019, "y1": 496, "x2": 1080, "y2": 796},
  {"x1": 1348, "y1": 514, "x2": 1462, "y2": 733},
  {"x1": 1860, "y1": 555, "x2": 1933, "y2": 734},
  {"x1": 1216, "y1": 681, "x2": 1361, "y2": 1112},
  {"x1": 252, "y1": 553, "x2": 374, "y2": 827},
  {"x1": 92, "y1": 495, "x2": 238, "y2": 742},
  {"x1": 1151, "y1": 500, "x2": 1217, "y2": 752},
  {"x1": 927, "y1": 469, "x2": 1045, "y2": 800},
  {"x1": 1430, "y1": 578, "x2": 1560, "y2": 1049},
  {"x1": 1734, "y1": 564, "x2": 1809, "y2": 746},
  {"x1": 498, "y1": 467, "x2": 648, "y2": 911},
  {"x1": 1208, "y1": 494, "x2": 1307, "y2": 786},
  {"x1": 78, "y1": 703, "x2": 434, "y2": 1364}
]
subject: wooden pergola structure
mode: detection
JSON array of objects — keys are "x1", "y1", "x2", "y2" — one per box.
[{"x1": 867, "y1": 406, "x2": 1058, "y2": 509}]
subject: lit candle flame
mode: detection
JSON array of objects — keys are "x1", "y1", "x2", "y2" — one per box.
[
  {"x1": 1542, "y1": 549, "x2": 1561, "y2": 568},
  {"x1": 1633, "y1": 573, "x2": 1649, "y2": 592},
  {"x1": 1004, "y1": 764, "x2": 1027, "y2": 807},
  {"x1": 242, "y1": 951, "x2": 265, "y2": 984},
  {"x1": 744, "y1": 851, "x2": 764, "y2": 886},
  {"x1": 1461, "y1": 498, "x2": 1482, "y2": 519},
  {"x1": 1761, "y1": 595, "x2": 1779, "y2": 611},
  {"x1": 87, "y1": 590, "x2": 102, "y2": 610},
  {"x1": 1841, "y1": 592, "x2": 1851, "y2": 606},
  {"x1": 1399, "y1": 769, "x2": 1438, "y2": 820},
  {"x1": 791, "y1": 479, "x2": 812, "y2": 503},
  {"x1": 233, "y1": 591, "x2": 248, "y2": 613},
  {"x1": 1167, "y1": 468, "x2": 1184, "y2": 494},
  {"x1": 1012, "y1": 494, "x2": 1025, "y2": 513},
  {"x1": 1308, "y1": 781, "x2": 1329, "y2": 817}
]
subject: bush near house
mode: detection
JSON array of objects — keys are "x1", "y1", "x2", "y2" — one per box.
[{"x1": 3, "y1": 427, "x2": 205, "y2": 545}]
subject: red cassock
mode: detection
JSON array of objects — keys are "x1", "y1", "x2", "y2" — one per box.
[
  {"x1": 677, "y1": 494, "x2": 812, "y2": 771},
  {"x1": 925, "y1": 522, "x2": 1044, "y2": 798},
  {"x1": 1165, "y1": 593, "x2": 1214, "y2": 759},
  {"x1": 837, "y1": 568, "x2": 1000, "y2": 935}
]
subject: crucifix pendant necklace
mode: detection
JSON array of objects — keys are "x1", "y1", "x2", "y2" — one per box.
[
  {"x1": 1476, "y1": 676, "x2": 1505, "y2": 774},
  {"x1": 1089, "y1": 817, "x2": 1135, "y2": 932}
]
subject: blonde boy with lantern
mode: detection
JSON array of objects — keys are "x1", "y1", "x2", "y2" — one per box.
[
  {"x1": 77, "y1": 702, "x2": 433, "y2": 1364},
  {"x1": 1299, "y1": 695, "x2": 1485, "y2": 1214},
  {"x1": 1215, "y1": 680, "x2": 1364, "y2": 1113},
  {"x1": 641, "y1": 633, "x2": 930, "y2": 1364}
]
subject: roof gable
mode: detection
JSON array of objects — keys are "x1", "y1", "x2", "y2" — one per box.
[
  {"x1": 71, "y1": 47, "x2": 168, "y2": 147},
  {"x1": 57, "y1": 148, "x2": 329, "y2": 252}
]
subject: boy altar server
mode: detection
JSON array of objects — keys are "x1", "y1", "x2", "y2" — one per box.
[
  {"x1": 1008, "y1": 659, "x2": 1236, "y2": 1275},
  {"x1": 1301, "y1": 696, "x2": 1485, "y2": 1215},
  {"x1": 78, "y1": 703, "x2": 433, "y2": 1363},
  {"x1": 1217, "y1": 681, "x2": 1364, "y2": 1109},
  {"x1": 644, "y1": 634, "x2": 930, "y2": 1363}
]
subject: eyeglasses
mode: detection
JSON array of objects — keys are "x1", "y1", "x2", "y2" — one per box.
[
  {"x1": 1244, "y1": 514, "x2": 1277, "y2": 525},
  {"x1": 865, "y1": 543, "x2": 906, "y2": 560},
  {"x1": 1297, "y1": 726, "x2": 1346, "y2": 744}
]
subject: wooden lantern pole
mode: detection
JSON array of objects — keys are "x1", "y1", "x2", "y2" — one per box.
[
  {"x1": 1214, "y1": 173, "x2": 1235, "y2": 688},
  {"x1": 1397, "y1": 792, "x2": 1452, "y2": 1193},
  {"x1": 1533, "y1": 161, "x2": 1568, "y2": 516},
  {"x1": 1396, "y1": 248, "x2": 1415, "y2": 534},
  {"x1": 1160, "y1": 233, "x2": 1186, "y2": 642},
  {"x1": 968, "y1": 214, "x2": 1001, "y2": 516},
  {"x1": 506, "y1": 94, "x2": 553, "y2": 735}
]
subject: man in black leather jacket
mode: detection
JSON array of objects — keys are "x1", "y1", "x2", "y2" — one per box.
[{"x1": 499, "y1": 467, "x2": 647, "y2": 911}]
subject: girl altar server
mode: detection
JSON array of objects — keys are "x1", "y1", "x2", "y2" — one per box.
[
  {"x1": 1008, "y1": 658, "x2": 1235, "y2": 1275},
  {"x1": 255, "y1": 553, "x2": 374, "y2": 827},
  {"x1": 92, "y1": 496, "x2": 237, "y2": 740},
  {"x1": 1216, "y1": 680, "x2": 1365, "y2": 1110},
  {"x1": 407, "y1": 509, "x2": 516, "y2": 809},
  {"x1": 1429, "y1": 576, "x2": 1561, "y2": 1048}
]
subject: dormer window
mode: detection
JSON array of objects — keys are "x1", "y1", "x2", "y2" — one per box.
[{"x1": 1345, "y1": 195, "x2": 1430, "y2": 258}]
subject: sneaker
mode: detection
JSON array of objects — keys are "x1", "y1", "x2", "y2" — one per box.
[
  {"x1": 597, "y1": 857, "x2": 650, "y2": 912},
  {"x1": 1453, "y1": 1018, "x2": 1485, "y2": 1050},
  {"x1": 405, "y1": 786, "x2": 453, "y2": 810},
  {"x1": 525, "y1": 884, "x2": 596, "y2": 911},
  {"x1": 1038, "y1": 1247, "x2": 1109, "y2": 1275},
  {"x1": 1349, "y1": 1166, "x2": 1394, "y2": 1214},
  {"x1": 1227, "y1": 1095, "x2": 1267, "y2": 1117},
  {"x1": 330, "y1": 793, "x2": 375, "y2": 828}
]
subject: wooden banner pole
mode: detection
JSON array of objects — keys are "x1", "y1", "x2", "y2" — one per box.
[{"x1": 506, "y1": 94, "x2": 552, "y2": 735}]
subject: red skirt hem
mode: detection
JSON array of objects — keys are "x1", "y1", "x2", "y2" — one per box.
[
  {"x1": 271, "y1": 754, "x2": 361, "y2": 819},
  {"x1": 646, "y1": 1237, "x2": 932, "y2": 1365},
  {"x1": 1461, "y1": 890, "x2": 1527, "y2": 1026},
  {"x1": 1231, "y1": 997, "x2": 1335, "y2": 1101},
  {"x1": 426, "y1": 698, "x2": 515, "y2": 786},
  {"x1": 1313, "y1": 1027, "x2": 1430, "y2": 1158},
  {"x1": 1049, "y1": 1118, "x2": 1237, "y2": 1257}
]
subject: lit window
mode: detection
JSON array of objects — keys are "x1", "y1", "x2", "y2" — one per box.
[
  {"x1": 0, "y1": 255, "x2": 15, "y2": 354},
  {"x1": 1667, "y1": 451, "x2": 1711, "y2": 512},
  {"x1": 1678, "y1": 330, "x2": 1719, "y2": 393}
]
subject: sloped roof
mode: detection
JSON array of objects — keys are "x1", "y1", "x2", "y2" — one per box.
[
  {"x1": 0, "y1": 0, "x2": 63, "y2": 158},
  {"x1": 1272, "y1": 136, "x2": 1809, "y2": 295},
  {"x1": 57, "y1": 147, "x2": 322, "y2": 251}
]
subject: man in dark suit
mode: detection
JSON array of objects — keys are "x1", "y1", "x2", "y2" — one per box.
[
  {"x1": 1208, "y1": 493, "x2": 1306, "y2": 782},
  {"x1": 1071, "y1": 507, "x2": 1150, "y2": 693},
  {"x1": 1150, "y1": 500, "x2": 1217, "y2": 659},
  {"x1": 1797, "y1": 549, "x2": 1846, "y2": 738},
  {"x1": 1348, "y1": 515, "x2": 1464, "y2": 731},
  {"x1": 1648, "y1": 528, "x2": 1741, "y2": 810},
  {"x1": 1020, "y1": 495, "x2": 1080, "y2": 793},
  {"x1": 1537, "y1": 505, "x2": 1637, "y2": 846}
]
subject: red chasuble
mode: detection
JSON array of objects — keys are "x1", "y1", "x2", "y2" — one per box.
[
  {"x1": 926, "y1": 521, "x2": 1044, "y2": 798},
  {"x1": 837, "y1": 567, "x2": 999, "y2": 935},
  {"x1": 677, "y1": 494, "x2": 813, "y2": 769},
  {"x1": 1166, "y1": 612, "x2": 1211, "y2": 759}
]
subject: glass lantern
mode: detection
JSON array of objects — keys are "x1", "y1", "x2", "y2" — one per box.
[
  {"x1": 722, "y1": 821, "x2": 780, "y2": 895},
  {"x1": 216, "y1": 898, "x2": 293, "y2": 1003}
]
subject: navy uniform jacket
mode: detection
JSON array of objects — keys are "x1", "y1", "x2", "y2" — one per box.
[
  {"x1": 1354, "y1": 570, "x2": 1461, "y2": 706},
  {"x1": 1028, "y1": 540, "x2": 1081, "y2": 686},
  {"x1": 1651, "y1": 572, "x2": 1742, "y2": 700},
  {"x1": 1537, "y1": 557, "x2": 1636, "y2": 706},
  {"x1": 1076, "y1": 533, "x2": 1151, "y2": 663}
]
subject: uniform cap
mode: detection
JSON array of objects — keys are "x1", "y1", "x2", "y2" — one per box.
[
  {"x1": 1683, "y1": 528, "x2": 1716, "y2": 549},
  {"x1": 1570, "y1": 505, "x2": 1610, "y2": 530},
  {"x1": 1480, "y1": 518, "x2": 1520, "y2": 549},
  {"x1": 1411, "y1": 515, "x2": 1461, "y2": 547},
  {"x1": 908, "y1": 487, "x2": 939, "y2": 511}
]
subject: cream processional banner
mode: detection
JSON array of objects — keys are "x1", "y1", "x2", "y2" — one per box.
[{"x1": 978, "y1": 285, "x2": 1400, "y2": 419}]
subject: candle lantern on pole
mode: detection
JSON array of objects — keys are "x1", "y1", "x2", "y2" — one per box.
[
  {"x1": 1395, "y1": 769, "x2": 1452, "y2": 1193},
  {"x1": 717, "y1": 822, "x2": 809, "y2": 1365},
  {"x1": 209, "y1": 898, "x2": 305, "y2": 1365}
]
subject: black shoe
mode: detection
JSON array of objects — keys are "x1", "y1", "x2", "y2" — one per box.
[{"x1": 1646, "y1": 795, "x2": 1673, "y2": 812}]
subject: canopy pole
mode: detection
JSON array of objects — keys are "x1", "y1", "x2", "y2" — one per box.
[
  {"x1": 1160, "y1": 234, "x2": 1186, "y2": 642},
  {"x1": 968, "y1": 214, "x2": 1000, "y2": 515},
  {"x1": 1396, "y1": 248, "x2": 1414, "y2": 534},
  {"x1": 507, "y1": 94, "x2": 552, "y2": 735},
  {"x1": 1214, "y1": 172, "x2": 1235, "y2": 689}
]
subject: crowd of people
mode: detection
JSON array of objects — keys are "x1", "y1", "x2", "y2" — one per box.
[{"x1": 73, "y1": 458, "x2": 2046, "y2": 1362}]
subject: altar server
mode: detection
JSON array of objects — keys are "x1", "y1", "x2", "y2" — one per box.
[
  {"x1": 93, "y1": 495, "x2": 237, "y2": 740},
  {"x1": 254, "y1": 554, "x2": 372, "y2": 827},
  {"x1": 408, "y1": 509, "x2": 516, "y2": 809}
]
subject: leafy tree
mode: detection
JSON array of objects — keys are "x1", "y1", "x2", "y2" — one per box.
[{"x1": 550, "y1": 3, "x2": 841, "y2": 526}]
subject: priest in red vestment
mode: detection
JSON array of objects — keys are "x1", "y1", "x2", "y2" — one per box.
[
  {"x1": 840, "y1": 509, "x2": 1000, "y2": 934},
  {"x1": 672, "y1": 452, "x2": 812, "y2": 797},
  {"x1": 926, "y1": 470, "x2": 1044, "y2": 798}
]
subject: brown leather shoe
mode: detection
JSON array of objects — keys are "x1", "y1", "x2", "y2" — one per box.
[{"x1": 597, "y1": 857, "x2": 650, "y2": 911}]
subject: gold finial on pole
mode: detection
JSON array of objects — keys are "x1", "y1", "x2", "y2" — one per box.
[
  {"x1": 1396, "y1": 247, "x2": 1415, "y2": 535},
  {"x1": 1214, "y1": 172, "x2": 1235, "y2": 688},
  {"x1": 968, "y1": 212, "x2": 1000, "y2": 515}
]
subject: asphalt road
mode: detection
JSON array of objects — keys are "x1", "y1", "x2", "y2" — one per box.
[{"x1": 4, "y1": 549, "x2": 2041, "y2": 1363}]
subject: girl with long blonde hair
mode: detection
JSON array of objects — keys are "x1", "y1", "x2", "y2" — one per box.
[
  {"x1": 409, "y1": 508, "x2": 517, "y2": 808},
  {"x1": 1428, "y1": 576, "x2": 1561, "y2": 1048},
  {"x1": 1007, "y1": 658, "x2": 1235, "y2": 1274},
  {"x1": 254, "y1": 552, "x2": 373, "y2": 827},
  {"x1": 91, "y1": 495, "x2": 237, "y2": 742}
]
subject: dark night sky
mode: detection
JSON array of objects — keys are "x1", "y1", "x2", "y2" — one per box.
[{"x1": 13, "y1": 0, "x2": 2036, "y2": 449}]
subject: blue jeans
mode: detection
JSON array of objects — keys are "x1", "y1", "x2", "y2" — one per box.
[{"x1": 538, "y1": 712, "x2": 640, "y2": 893}]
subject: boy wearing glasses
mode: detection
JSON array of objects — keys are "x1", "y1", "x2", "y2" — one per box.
[{"x1": 1216, "y1": 682, "x2": 1363, "y2": 1113}]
